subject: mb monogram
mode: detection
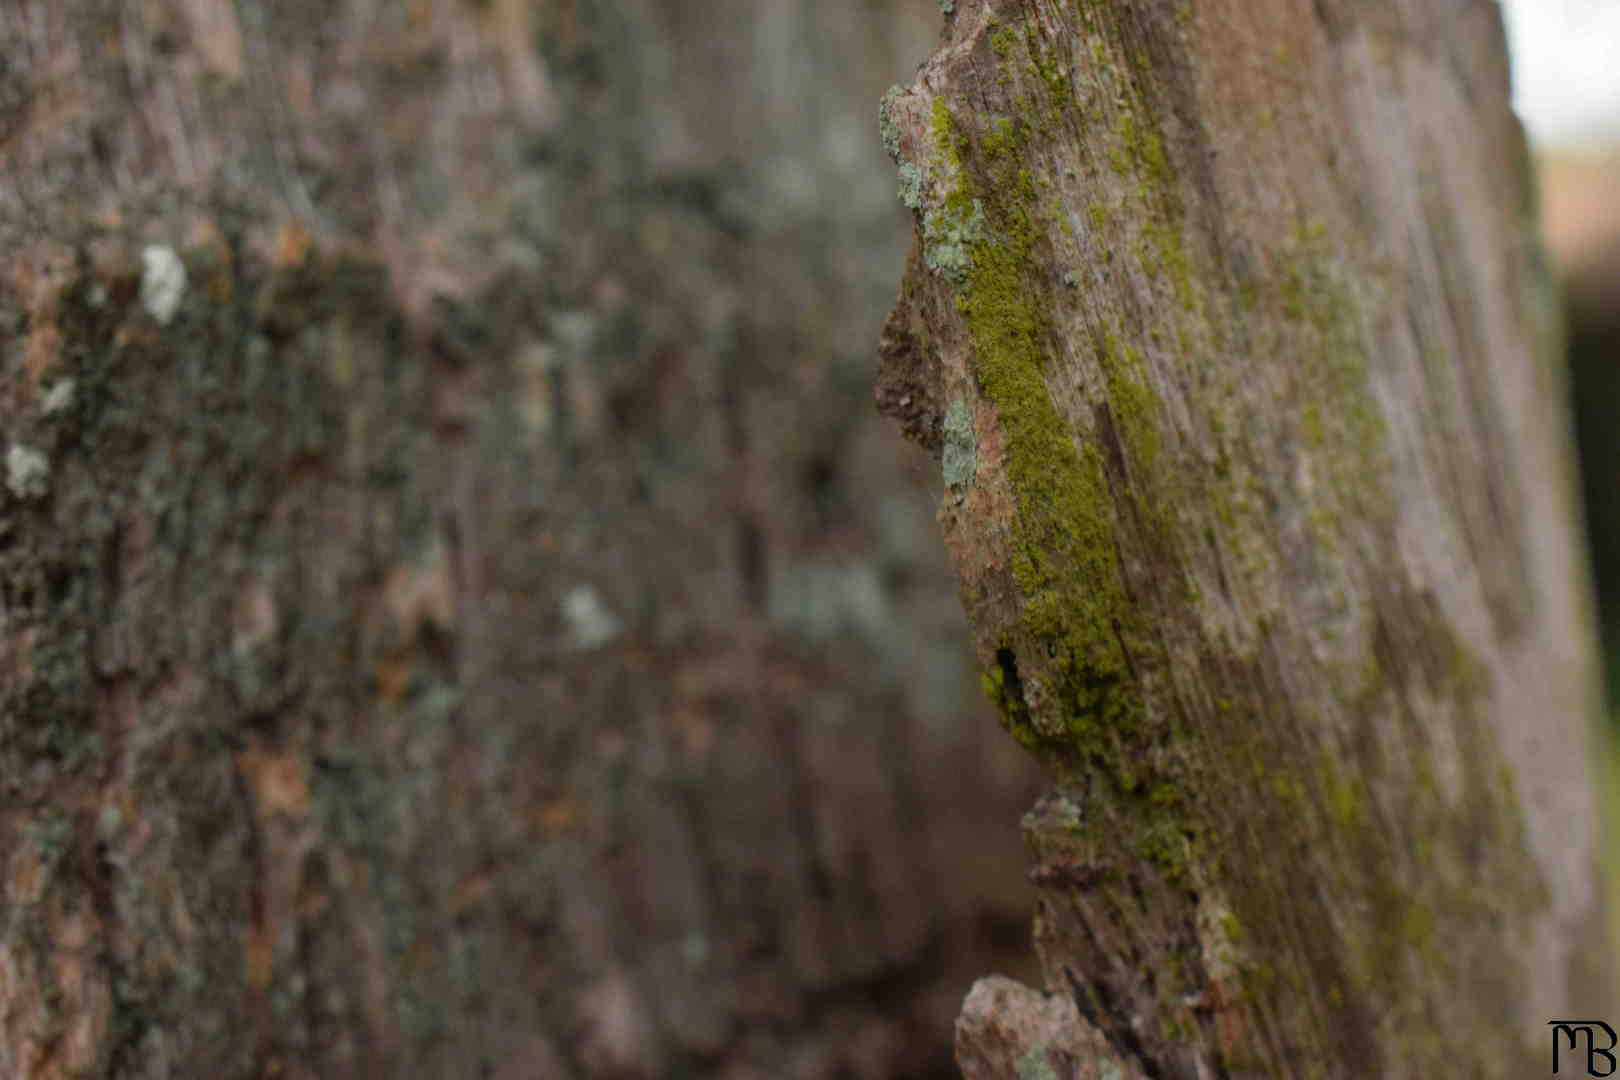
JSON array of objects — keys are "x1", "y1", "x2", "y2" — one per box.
[{"x1": 1551, "y1": 1021, "x2": 1618, "y2": 1076}]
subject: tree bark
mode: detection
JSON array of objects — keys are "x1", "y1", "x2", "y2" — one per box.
[
  {"x1": 0, "y1": 2, "x2": 1047, "y2": 1077},
  {"x1": 875, "y1": 0, "x2": 1616, "y2": 1075}
]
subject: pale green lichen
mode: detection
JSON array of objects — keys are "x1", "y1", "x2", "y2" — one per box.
[
  {"x1": 942, "y1": 398, "x2": 978, "y2": 493},
  {"x1": 1015, "y1": 1047, "x2": 1059, "y2": 1080},
  {"x1": 878, "y1": 85, "x2": 906, "y2": 162},
  {"x1": 561, "y1": 584, "x2": 622, "y2": 650},
  {"x1": 923, "y1": 197, "x2": 986, "y2": 284},
  {"x1": 6, "y1": 443, "x2": 50, "y2": 500},
  {"x1": 41, "y1": 378, "x2": 76, "y2": 416},
  {"x1": 896, "y1": 162, "x2": 927, "y2": 210}
]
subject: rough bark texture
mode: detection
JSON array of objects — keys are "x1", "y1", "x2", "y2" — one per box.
[
  {"x1": 876, "y1": 0, "x2": 1617, "y2": 1076},
  {"x1": 0, "y1": 2, "x2": 1050, "y2": 1077}
]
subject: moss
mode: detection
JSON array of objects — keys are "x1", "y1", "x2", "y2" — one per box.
[
  {"x1": 1142, "y1": 219, "x2": 1195, "y2": 312},
  {"x1": 1137, "y1": 815, "x2": 1192, "y2": 879},
  {"x1": 1278, "y1": 224, "x2": 1389, "y2": 501},
  {"x1": 1149, "y1": 781, "x2": 1182, "y2": 807},
  {"x1": 1098, "y1": 333, "x2": 1162, "y2": 479},
  {"x1": 1402, "y1": 900, "x2": 1433, "y2": 952},
  {"x1": 921, "y1": 96, "x2": 1151, "y2": 788},
  {"x1": 1300, "y1": 402, "x2": 1325, "y2": 448},
  {"x1": 1108, "y1": 142, "x2": 1130, "y2": 178},
  {"x1": 1111, "y1": 111, "x2": 1163, "y2": 186},
  {"x1": 980, "y1": 115, "x2": 1023, "y2": 163},
  {"x1": 1319, "y1": 761, "x2": 1364, "y2": 829},
  {"x1": 931, "y1": 95, "x2": 963, "y2": 170}
]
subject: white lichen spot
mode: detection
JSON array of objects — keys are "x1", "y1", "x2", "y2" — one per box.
[
  {"x1": 42, "y1": 378, "x2": 76, "y2": 416},
  {"x1": 140, "y1": 245, "x2": 188, "y2": 325},
  {"x1": 940, "y1": 0, "x2": 956, "y2": 12},
  {"x1": 562, "y1": 585, "x2": 622, "y2": 650},
  {"x1": 5, "y1": 444, "x2": 50, "y2": 500}
]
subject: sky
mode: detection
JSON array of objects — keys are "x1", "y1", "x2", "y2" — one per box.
[{"x1": 1500, "y1": 0, "x2": 1620, "y2": 147}]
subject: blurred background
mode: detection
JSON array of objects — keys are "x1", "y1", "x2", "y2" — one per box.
[{"x1": 1501, "y1": 1, "x2": 1620, "y2": 695}]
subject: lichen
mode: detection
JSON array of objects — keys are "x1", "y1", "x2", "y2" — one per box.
[
  {"x1": 942, "y1": 398, "x2": 978, "y2": 494},
  {"x1": 922, "y1": 196, "x2": 986, "y2": 283},
  {"x1": 878, "y1": 85, "x2": 906, "y2": 162},
  {"x1": 896, "y1": 162, "x2": 927, "y2": 211},
  {"x1": 6, "y1": 443, "x2": 50, "y2": 499},
  {"x1": 1014, "y1": 1047, "x2": 1059, "y2": 1080},
  {"x1": 140, "y1": 244, "x2": 188, "y2": 325},
  {"x1": 41, "y1": 378, "x2": 76, "y2": 416},
  {"x1": 561, "y1": 584, "x2": 622, "y2": 650}
]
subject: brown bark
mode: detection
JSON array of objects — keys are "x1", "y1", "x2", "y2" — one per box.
[
  {"x1": 876, "y1": 0, "x2": 1617, "y2": 1076},
  {"x1": 0, "y1": 2, "x2": 1045, "y2": 1077}
]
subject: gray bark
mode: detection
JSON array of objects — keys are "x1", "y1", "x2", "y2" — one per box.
[
  {"x1": 875, "y1": 0, "x2": 1617, "y2": 1075},
  {"x1": 0, "y1": 2, "x2": 1046, "y2": 1077}
]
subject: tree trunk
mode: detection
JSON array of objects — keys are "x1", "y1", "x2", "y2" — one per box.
[
  {"x1": 0, "y1": 2, "x2": 1048, "y2": 1077},
  {"x1": 875, "y1": 0, "x2": 1616, "y2": 1076}
]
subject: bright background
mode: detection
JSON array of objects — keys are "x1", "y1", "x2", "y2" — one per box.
[{"x1": 1501, "y1": 0, "x2": 1620, "y2": 147}]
